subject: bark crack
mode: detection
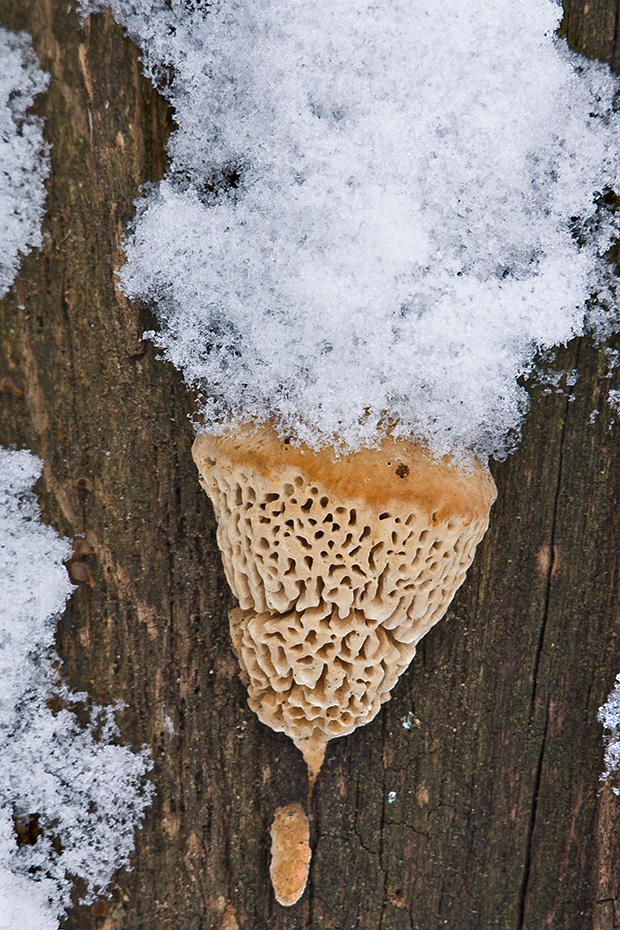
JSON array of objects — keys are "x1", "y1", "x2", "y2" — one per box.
[
  {"x1": 516, "y1": 699, "x2": 550, "y2": 930},
  {"x1": 528, "y1": 346, "x2": 578, "y2": 724},
  {"x1": 378, "y1": 709, "x2": 390, "y2": 930},
  {"x1": 517, "y1": 342, "x2": 580, "y2": 929}
]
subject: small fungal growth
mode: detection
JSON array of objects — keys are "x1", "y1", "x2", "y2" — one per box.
[
  {"x1": 193, "y1": 424, "x2": 496, "y2": 778},
  {"x1": 269, "y1": 803, "x2": 311, "y2": 907}
]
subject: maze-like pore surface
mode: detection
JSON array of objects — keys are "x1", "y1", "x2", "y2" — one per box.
[
  {"x1": 193, "y1": 426, "x2": 496, "y2": 773},
  {"x1": 230, "y1": 604, "x2": 417, "y2": 774}
]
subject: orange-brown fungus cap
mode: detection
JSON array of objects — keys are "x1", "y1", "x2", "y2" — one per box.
[
  {"x1": 194, "y1": 423, "x2": 495, "y2": 524},
  {"x1": 193, "y1": 423, "x2": 496, "y2": 776}
]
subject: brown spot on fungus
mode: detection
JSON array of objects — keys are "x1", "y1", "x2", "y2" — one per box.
[
  {"x1": 270, "y1": 803, "x2": 311, "y2": 906},
  {"x1": 394, "y1": 462, "x2": 409, "y2": 478},
  {"x1": 193, "y1": 423, "x2": 496, "y2": 777},
  {"x1": 0, "y1": 376, "x2": 23, "y2": 397},
  {"x1": 70, "y1": 561, "x2": 95, "y2": 587}
]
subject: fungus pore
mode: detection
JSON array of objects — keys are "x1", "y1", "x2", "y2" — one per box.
[{"x1": 192, "y1": 424, "x2": 496, "y2": 778}]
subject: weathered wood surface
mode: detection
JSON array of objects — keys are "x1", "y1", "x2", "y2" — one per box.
[{"x1": 1, "y1": 3, "x2": 620, "y2": 928}]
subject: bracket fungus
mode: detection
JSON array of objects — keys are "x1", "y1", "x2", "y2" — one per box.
[
  {"x1": 193, "y1": 425, "x2": 496, "y2": 771},
  {"x1": 192, "y1": 423, "x2": 496, "y2": 902}
]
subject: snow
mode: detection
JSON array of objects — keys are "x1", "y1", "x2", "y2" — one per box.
[
  {"x1": 598, "y1": 674, "x2": 620, "y2": 794},
  {"x1": 0, "y1": 34, "x2": 150, "y2": 924},
  {"x1": 607, "y1": 388, "x2": 620, "y2": 420},
  {"x1": 0, "y1": 28, "x2": 49, "y2": 298},
  {"x1": 80, "y1": 0, "x2": 620, "y2": 460},
  {"x1": 0, "y1": 448, "x2": 153, "y2": 928}
]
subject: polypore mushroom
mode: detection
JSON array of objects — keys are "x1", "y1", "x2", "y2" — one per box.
[{"x1": 192, "y1": 424, "x2": 496, "y2": 779}]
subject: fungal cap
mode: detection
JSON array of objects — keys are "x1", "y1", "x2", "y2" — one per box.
[
  {"x1": 270, "y1": 803, "x2": 311, "y2": 907},
  {"x1": 195, "y1": 423, "x2": 496, "y2": 777},
  {"x1": 193, "y1": 424, "x2": 495, "y2": 524},
  {"x1": 193, "y1": 424, "x2": 495, "y2": 622}
]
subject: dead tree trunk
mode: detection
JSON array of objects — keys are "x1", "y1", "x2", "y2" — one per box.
[{"x1": 1, "y1": 2, "x2": 620, "y2": 928}]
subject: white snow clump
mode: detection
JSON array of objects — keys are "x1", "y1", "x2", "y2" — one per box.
[
  {"x1": 80, "y1": 0, "x2": 620, "y2": 460},
  {"x1": 0, "y1": 448, "x2": 153, "y2": 929},
  {"x1": 0, "y1": 27, "x2": 49, "y2": 298},
  {"x1": 598, "y1": 673, "x2": 620, "y2": 793}
]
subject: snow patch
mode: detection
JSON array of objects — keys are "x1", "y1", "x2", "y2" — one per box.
[
  {"x1": 598, "y1": 674, "x2": 620, "y2": 794},
  {"x1": 0, "y1": 448, "x2": 153, "y2": 928},
  {"x1": 0, "y1": 27, "x2": 49, "y2": 298},
  {"x1": 78, "y1": 0, "x2": 620, "y2": 459}
]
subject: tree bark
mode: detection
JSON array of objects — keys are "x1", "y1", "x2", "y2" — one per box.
[{"x1": 1, "y1": 3, "x2": 620, "y2": 928}]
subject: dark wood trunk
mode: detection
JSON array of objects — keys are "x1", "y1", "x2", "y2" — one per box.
[{"x1": 1, "y1": 2, "x2": 620, "y2": 928}]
